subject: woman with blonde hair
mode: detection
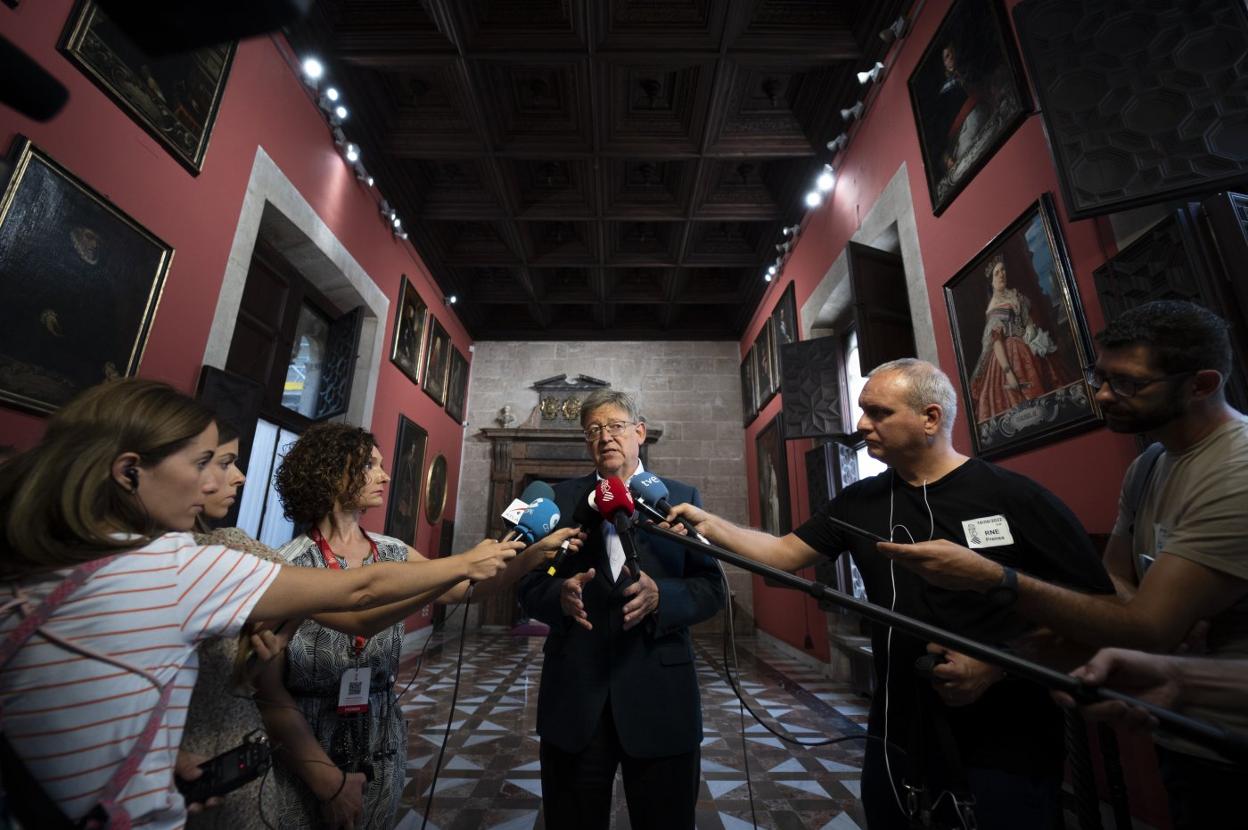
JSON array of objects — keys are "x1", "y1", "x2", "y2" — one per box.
[{"x1": 0, "y1": 379, "x2": 523, "y2": 829}]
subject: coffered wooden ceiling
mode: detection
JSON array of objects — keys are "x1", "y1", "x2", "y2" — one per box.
[{"x1": 287, "y1": 0, "x2": 908, "y2": 340}]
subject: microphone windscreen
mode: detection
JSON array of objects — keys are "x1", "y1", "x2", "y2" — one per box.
[
  {"x1": 573, "y1": 486, "x2": 600, "y2": 526},
  {"x1": 628, "y1": 473, "x2": 670, "y2": 506},
  {"x1": 519, "y1": 480, "x2": 556, "y2": 505},
  {"x1": 514, "y1": 498, "x2": 560, "y2": 543},
  {"x1": 595, "y1": 477, "x2": 635, "y2": 521},
  {"x1": 0, "y1": 36, "x2": 69, "y2": 122}
]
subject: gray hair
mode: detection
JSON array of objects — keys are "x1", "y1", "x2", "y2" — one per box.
[
  {"x1": 868, "y1": 358, "x2": 958, "y2": 436},
  {"x1": 580, "y1": 388, "x2": 643, "y2": 427}
]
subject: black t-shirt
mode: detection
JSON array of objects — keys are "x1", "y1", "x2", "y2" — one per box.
[{"x1": 794, "y1": 458, "x2": 1113, "y2": 779}]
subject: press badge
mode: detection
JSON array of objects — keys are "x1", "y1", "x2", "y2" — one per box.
[
  {"x1": 337, "y1": 668, "x2": 370, "y2": 714},
  {"x1": 962, "y1": 515, "x2": 1014, "y2": 549}
]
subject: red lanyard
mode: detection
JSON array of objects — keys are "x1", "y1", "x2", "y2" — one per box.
[{"x1": 310, "y1": 526, "x2": 377, "y2": 655}]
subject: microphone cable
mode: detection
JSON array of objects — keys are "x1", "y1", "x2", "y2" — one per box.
[{"x1": 420, "y1": 583, "x2": 473, "y2": 830}]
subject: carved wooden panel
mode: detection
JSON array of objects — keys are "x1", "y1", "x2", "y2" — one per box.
[
  {"x1": 1093, "y1": 208, "x2": 1248, "y2": 410},
  {"x1": 779, "y1": 335, "x2": 847, "y2": 439},
  {"x1": 1015, "y1": 0, "x2": 1248, "y2": 219}
]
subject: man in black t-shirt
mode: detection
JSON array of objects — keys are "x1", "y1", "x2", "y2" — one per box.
[{"x1": 670, "y1": 358, "x2": 1113, "y2": 829}]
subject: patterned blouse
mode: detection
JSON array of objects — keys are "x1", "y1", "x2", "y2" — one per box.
[
  {"x1": 183, "y1": 527, "x2": 285, "y2": 830},
  {"x1": 267, "y1": 532, "x2": 409, "y2": 830}
]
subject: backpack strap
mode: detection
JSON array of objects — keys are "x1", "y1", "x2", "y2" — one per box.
[
  {"x1": 1, "y1": 555, "x2": 175, "y2": 830},
  {"x1": 1124, "y1": 442, "x2": 1165, "y2": 537}
]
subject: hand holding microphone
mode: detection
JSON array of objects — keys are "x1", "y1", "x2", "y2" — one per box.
[
  {"x1": 546, "y1": 485, "x2": 599, "y2": 576},
  {"x1": 595, "y1": 476, "x2": 641, "y2": 581},
  {"x1": 629, "y1": 474, "x2": 706, "y2": 541}
]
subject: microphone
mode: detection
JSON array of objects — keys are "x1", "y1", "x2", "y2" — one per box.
[
  {"x1": 546, "y1": 486, "x2": 598, "y2": 576},
  {"x1": 500, "y1": 481, "x2": 557, "y2": 542},
  {"x1": 628, "y1": 474, "x2": 705, "y2": 541},
  {"x1": 596, "y1": 476, "x2": 640, "y2": 580},
  {"x1": 511, "y1": 498, "x2": 560, "y2": 544}
]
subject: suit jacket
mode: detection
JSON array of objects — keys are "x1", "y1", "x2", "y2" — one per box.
[{"x1": 516, "y1": 472, "x2": 725, "y2": 758}]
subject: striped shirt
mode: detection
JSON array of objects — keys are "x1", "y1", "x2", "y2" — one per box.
[{"x1": 0, "y1": 533, "x2": 282, "y2": 828}]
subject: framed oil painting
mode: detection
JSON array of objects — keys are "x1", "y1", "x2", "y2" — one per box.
[
  {"x1": 422, "y1": 318, "x2": 452, "y2": 406},
  {"x1": 384, "y1": 414, "x2": 428, "y2": 547},
  {"x1": 768, "y1": 283, "x2": 799, "y2": 392},
  {"x1": 754, "y1": 413, "x2": 790, "y2": 536},
  {"x1": 753, "y1": 318, "x2": 778, "y2": 409},
  {"x1": 907, "y1": 0, "x2": 1032, "y2": 215},
  {"x1": 944, "y1": 194, "x2": 1100, "y2": 459},
  {"x1": 444, "y1": 346, "x2": 469, "y2": 425},
  {"x1": 740, "y1": 351, "x2": 756, "y2": 426},
  {"x1": 61, "y1": 2, "x2": 236, "y2": 174},
  {"x1": 389, "y1": 274, "x2": 429, "y2": 386},
  {"x1": 0, "y1": 137, "x2": 172, "y2": 415},
  {"x1": 424, "y1": 453, "x2": 448, "y2": 524}
]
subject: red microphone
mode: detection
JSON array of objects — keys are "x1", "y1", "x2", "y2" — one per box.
[{"x1": 595, "y1": 477, "x2": 640, "y2": 581}]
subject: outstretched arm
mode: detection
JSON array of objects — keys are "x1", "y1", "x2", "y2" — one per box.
[
  {"x1": 878, "y1": 539, "x2": 1246, "y2": 651},
  {"x1": 666, "y1": 502, "x2": 821, "y2": 572}
]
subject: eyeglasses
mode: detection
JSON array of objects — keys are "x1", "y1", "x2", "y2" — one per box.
[
  {"x1": 583, "y1": 420, "x2": 635, "y2": 441},
  {"x1": 1084, "y1": 366, "x2": 1192, "y2": 398}
]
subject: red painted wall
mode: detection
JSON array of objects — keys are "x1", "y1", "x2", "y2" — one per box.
[
  {"x1": 743, "y1": 0, "x2": 1139, "y2": 657},
  {"x1": 741, "y1": 0, "x2": 1169, "y2": 821},
  {"x1": 0, "y1": 1, "x2": 470, "y2": 628}
]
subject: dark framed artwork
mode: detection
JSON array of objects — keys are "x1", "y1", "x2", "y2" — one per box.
[
  {"x1": 0, "y1": 137, "x2": 173, "y2": 415},
  {"x1": 422, "y1": 318, "x2": 452, "y2": 406},
  {"x1": 424, "y1": 453, "x2": 448, "y2": 524},
  {"x1": 61, "y1": 2, "x2": 236, "y2": 174},
  {"x1": 754, "y1": 318, "x2": 778, "y2": 408},
  {"x1": 739, "y1": 351, "x2": 756, "y2": 426},
  {"x1": 943, "y1": 194, "x2": 1099, "y2": 459},
  {"x1": 444, "y1": 347, "x2": 469, "y2": 425},
  {"x1": 754, "y1": 413, "x2": 790, "y2": 536},
  {"x1": 389, "y1": 274, "x2": 429, "y2": 386},
  {"x1": 384, "y1": 414, "x2": 428, "y2": 547},
  {"x1": 771, "y1": 282, "x2": 799, "y2": 350},
  {"x1": 907, "y1": 0, "x2": 1032, "y2": 215}
]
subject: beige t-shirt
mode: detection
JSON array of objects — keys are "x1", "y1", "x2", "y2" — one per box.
[{"x1": 1112, "y1": 415, "x2": 1248, "y2": 758}]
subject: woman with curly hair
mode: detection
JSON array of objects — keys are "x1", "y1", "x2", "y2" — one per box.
[
  {"x1": 260, "y1": 422, "x2": 582, "y2": 829},
  {"x1": 0, "y1": 380, "x2": 522, "y2": 829}
]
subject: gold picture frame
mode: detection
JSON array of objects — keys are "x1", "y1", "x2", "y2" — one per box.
[
  {"x1": 424, "y1": 453, "x2": 448, "y2": 525},
  {"x1": 0, "y1": 137, "x2": 173, "y2": 414},
  {"x1": 389, "y1": 274, "x2": 429, "y2": 386},
  {"x1": 61, "y1": 1, "x2": 236, "y2": 174}
]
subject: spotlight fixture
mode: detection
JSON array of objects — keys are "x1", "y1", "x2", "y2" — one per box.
[
  {"x1": 782, "y1": 224, "x2": 801, "y2": 237},
  {"x1": 826, "y1": 133, "x2": 848, "y2": 153},
  {"x1": 325, "y1": 87, "x2": 339, "y2": 102},
  {"x1": 816, "y1": 164, "x2": 836, "y2": 193},
  {"x1": 857, "y1": 61, "x2": 885, "y2": 85},
  {"x1": 879, "y1": 15, "x2": 907, "y2": 44},
  {"x1": 392, "y1": 215, "x2": 402, "y2": 230},
  {"x1": 395, "y1": 230, "x2": 408, "y2": 241},
  {"x1": 767, "y1": 263, "x2": 779, "y2": 277},
  {"x1": 775, "y1": 241, "x2": 792, "y2": 254},
  {"x1": 804, "y1": 190, "x2": 822, "y2": 208},
  {"x1": 353, "y1": 161, "x2": 370, "y2": 183},
  {"x1": 444, "y1": 294, "x2": 458, "y2": 305},
  {"x1": 380, "y1": 200, "x2": 395, "y2": 222},
  {"x1": 841, "y1": 101, "x2": 864, "y2": 123},
  {"x1": 343, "y1": 142, "x2": 360, "y2": 163},
  {"x1": 301, "y1": 57, "x2": 324, "y2": 83},
  {"x1": 366, "y1": 175, "x2": 375, "y2": 187},
  {"x1": 333, "y1": 105, "x2": 348, "y2": 121},
  {"x1": 764, "y1": 272, "x2": 773, "y2": 283}
]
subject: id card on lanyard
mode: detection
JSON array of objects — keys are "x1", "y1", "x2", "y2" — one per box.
[{"x1": 311, "y1": 527, "x2": 378, "y2": 715}]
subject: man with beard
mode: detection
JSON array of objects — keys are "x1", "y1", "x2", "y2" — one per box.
[{"x1": 877, "y1": 301, "x2": 1248, "y2": 829}]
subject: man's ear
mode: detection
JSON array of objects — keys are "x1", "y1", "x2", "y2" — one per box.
[
  {"x1": 1190, "y1": 369, "x2": 1224, "y2": 401},
  {"x1": 923, "y1": 404, "x2": 944, "y2": 437}
]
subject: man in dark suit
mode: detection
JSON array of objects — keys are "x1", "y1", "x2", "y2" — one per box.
[{"x1": 517, "y1": 388, "x2": 725, "y2": 830}]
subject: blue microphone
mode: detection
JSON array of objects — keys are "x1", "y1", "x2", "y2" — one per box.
[
  {"x1": 628, "y1": 474, "x2": 705, "y2": 541},
  {"x1": 513, "y1": 498, "x2": 561, "y2": 544}
]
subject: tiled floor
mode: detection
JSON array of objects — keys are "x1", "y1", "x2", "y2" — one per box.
[{"x1": 393, "y1": 632, "x2": 870, "y2": 830}]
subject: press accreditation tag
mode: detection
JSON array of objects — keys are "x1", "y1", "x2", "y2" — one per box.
[
  {"x1": 961, "y1": 515, "x2": 1014, "y2": 549},
  {"x1": 337, "y1": 668, "x2": 370, "y2": 715}
]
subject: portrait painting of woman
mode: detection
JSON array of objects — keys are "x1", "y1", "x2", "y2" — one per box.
[{"x1": 944, "y1": 195, "x2": 1099, "y2": 458}]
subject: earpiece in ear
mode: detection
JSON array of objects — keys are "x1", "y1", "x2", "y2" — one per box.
[{"x1": 124, "y1": 467, "x2": 140, "y2": 492}]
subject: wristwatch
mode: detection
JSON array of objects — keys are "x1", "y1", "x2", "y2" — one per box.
[{"x1": 986, "y1": 565, "x2": 1018, "y2": 607}]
